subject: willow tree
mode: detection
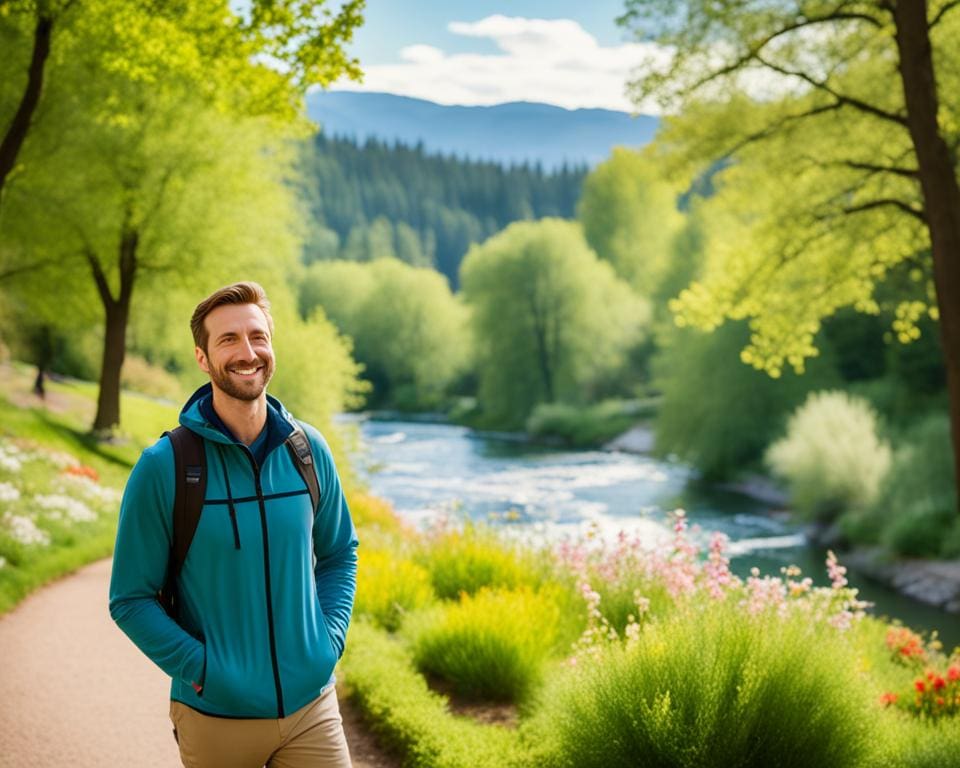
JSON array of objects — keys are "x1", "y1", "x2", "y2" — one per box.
[
  {"x1": 461, "y1": 219, "x2": 648, "y2": 429},
  {"x1": 620, "y1": 0, "x2": 960, "y2": 507}
]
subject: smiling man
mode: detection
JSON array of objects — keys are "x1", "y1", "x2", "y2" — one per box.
[{"x1": 109, "y1": 282, "x2": 358, "y2": 768}]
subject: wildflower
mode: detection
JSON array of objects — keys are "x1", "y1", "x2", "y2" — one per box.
[
  {"x1": 826, "y1": 550, "x2": 848, "y2": 589},
  {"x1": 65, "y1": 464, "x2": 99, "y2": 482},
  {"x1": 2, "y1": 513, "x2": 50, "y2": 546},
  {"x1": 34, "y1": 494, "x2": 97, "y2": 523},
  {"x1": 915, "y1": 680, "x2": 926, "y2": 693},
  {"x1": 0, "y1": 481, "x2": 20, "y2": 504},
  {"x1": 936, "y1": 697, "x2": 945, "y2": 707},
  {"x1": 947, "y1": 665, "x2": 960, "y2": 682},
  {"x1": 933, "y1": 676, "x2": 946, "y2": 691},
  {"x1": 879, "y1": 692, "x2": 898, "y2": 706}
]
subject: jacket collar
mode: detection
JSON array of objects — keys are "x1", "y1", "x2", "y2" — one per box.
[{"x1": 179, "y1": 383, "x2": 297, "y2": 454}]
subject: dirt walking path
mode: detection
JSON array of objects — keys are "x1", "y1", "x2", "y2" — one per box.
[{"x1": 0, "y1": 559, "x2": 396, "y2": 768}]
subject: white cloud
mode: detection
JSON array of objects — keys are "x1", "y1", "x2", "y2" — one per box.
[{"x1": 332, "y1": 15, "x2": 669, "y2": 113}]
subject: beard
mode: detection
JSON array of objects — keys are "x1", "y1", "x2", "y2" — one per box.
[{"x1": 208, "y1": 355, "x2": 275, "y2": 401}]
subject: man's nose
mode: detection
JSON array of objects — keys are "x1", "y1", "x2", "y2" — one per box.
[{"x1": 239, "y1": 337, "x2": 257, "y2": 360}]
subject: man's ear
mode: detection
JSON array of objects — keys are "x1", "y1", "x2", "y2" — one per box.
[{"x1": 195, "y1": 346, "x2": 210, "y2": 374}]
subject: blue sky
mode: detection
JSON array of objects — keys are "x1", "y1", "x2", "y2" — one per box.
[
  {"x1": 328, "y1": 1, "x2": 665, "y2": 112},
  {"x1": 348, "y1": 0, "x2": 632, "y2": 63}
]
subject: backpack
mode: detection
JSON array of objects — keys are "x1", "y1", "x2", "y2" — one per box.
[{"x1": 157, "y1": 424, "x2": 320, "y2": 619}]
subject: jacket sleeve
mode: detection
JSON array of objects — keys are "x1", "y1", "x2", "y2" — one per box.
[
  {"x1": 308, "y1": 429, "x2": 359, "y2": 659},
  {"x1": 108, "y1": 442, "x2": 205, "y2": 686}
]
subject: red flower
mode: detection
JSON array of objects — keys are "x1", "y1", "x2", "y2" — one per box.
[
  {"x1": 948, "y1": 665, "x2": 960, "y2": 682},
  {"x1": 915, "y1": 680, "x2": 926, "y2": 693},
  {"x1": 934, "y1": 676, "x2": 947, "y2": 691},
  {"x1": 879, "y1": 692, "x2": 898, "y2": 706}
]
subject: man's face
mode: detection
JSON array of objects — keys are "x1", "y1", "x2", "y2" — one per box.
[{"x1": 196, "y1": 303, "x2": 275, "y2": 402}]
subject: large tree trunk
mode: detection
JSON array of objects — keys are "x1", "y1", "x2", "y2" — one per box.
[
  {"x1": 893, "y1": 0, "x2": 960, "y2": 512},
  {"x1": 89, "y1": 220, "x2": 138, "y2": 434},
  {"x1": 0, "y1": 13, "x2": 53, "y2": 202}
]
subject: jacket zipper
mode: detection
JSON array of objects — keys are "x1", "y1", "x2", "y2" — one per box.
[{"x1": 242, "y1": 449, "x2": 285, "y2": 719}]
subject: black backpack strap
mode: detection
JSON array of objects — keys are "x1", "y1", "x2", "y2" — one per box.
[
  {"x1": 286, "y1": 426, "x2": 320, "y2": 514},
  {"x1": 159, "y1": 426, "x2": 207, "y2": 618}
]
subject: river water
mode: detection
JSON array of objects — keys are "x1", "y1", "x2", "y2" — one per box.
[{"x1": 350, "y1": 417, "x2": 960, "y2": 647}]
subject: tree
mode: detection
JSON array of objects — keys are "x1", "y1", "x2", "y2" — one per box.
[
  {"x1": 0, "y1": 0, "x2": 364, "y2": 433},
  {"x1": 619, "y1": 0, "x2": 960, "y2": 508},
  {"x1": 461, "y1": 218, "x2": 648, "y2": 429},
  {"x1": 578, "y1": 147, "x2": 683, "y2": 297},
  {"x1": 300, "y1": 258, "x2": 471, "y2": 409}
]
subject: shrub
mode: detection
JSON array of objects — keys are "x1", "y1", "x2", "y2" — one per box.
[
  {"x1": 341, "y1": 620, "x2": 525, "y2": 768},
  {"x1": 354, "y1": 549, "x2": 435, "y2": 632},
  {"x1": 533, "y1": 602, "x2": 874, "y2": 768},
  {"x1": 765, "y1": 390, "x2": 891, "y2": 521},
  {"x1": 840, "y1": 413, "x2": 957, "y2": 557},
  {"x1": 419, "y1": 523, "x2": 536, "y2": 600},
  {"x1": 410, "y1": 587, "x2": 560, "y2": 703},
  {"x1": 525, "y1": 399, "x2": 648, "y2": 448},
  {"x1": 653, "y1": 320, "x2": 840, "y2": 481}
]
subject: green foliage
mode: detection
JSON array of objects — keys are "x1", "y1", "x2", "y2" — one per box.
[
  {"x1": 617, "y1": 0, "x2": 954, "y2": 381},
  {"x1": 765, "y1": 391, "x2": 892, "y2": 522},
  {"x1": 461, "y1": 219, "x2": 648, "y2": 429},
  {"x1": 341, "y1": 620, "x2": 526, "y2": 768},
  {"x1": 119, "y1": 355, "x2": 184, "y2": 402},
  {"x1": 531, "y1": 603, "x2": 874, "y2": 768},
  {"x1": 355, "y1": 548, "x2": 435, "y2": 632},
  {"x1": 578, "y1": 147, "x2": 682, "y2": 297},
  {"x1": 0, "y1": 0, "x2": 365, "y2": 432},
  {"x1": 525, "y1": 399, "x2": 651, "y2": 448},
  {"x1": 842, "y1": 413, "x2": 959, "y2": 557},
  {"x1": 299, "y1": 134, "x2": 587, "y2": 286},
  {"x1": 410, "y1": 587, "x2": 560, "y2": 703},
  {"x1": 653, "y1": 320, "x2": 841, "y2": 480},
  {"x1": 418, "y1": 524, "x2": 538, "y2": 600},
  {"x1": 301, "y1": 258, "x2": 471, "y2": 409}
]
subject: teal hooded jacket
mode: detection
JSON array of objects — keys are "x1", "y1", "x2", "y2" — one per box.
[{"x1": 109, "y1": 385, "x2": 358, "y2": 719}]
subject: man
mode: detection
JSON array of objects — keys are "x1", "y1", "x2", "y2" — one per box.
[{"x1": 110, "y1": 281, "x2": 358, "y2": 768}]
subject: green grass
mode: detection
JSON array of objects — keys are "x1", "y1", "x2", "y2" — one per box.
[
  {"x1": 0, "y1": 363, "x2": 180, "y2": 613},
  {"x1": 417, "y1": 523, "x2": 543, "y2": 600},
  {"x1": 341, "y1": 620, "x2": 528, "y2": 768},
  {"x1": 529, "y1": 601, "x2": 877, "y2": 768},
  {"x1": 408, "y1": 587, "x2": 560, "y2": 704}
]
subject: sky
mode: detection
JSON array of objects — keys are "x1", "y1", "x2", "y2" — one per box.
[{"x1": 328, "y1": 0, "x2": 665, "y2": 113}]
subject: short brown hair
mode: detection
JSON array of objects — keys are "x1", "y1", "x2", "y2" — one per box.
[{"x1": 191, "y1": 281, "x2": 274, "y2": 352}]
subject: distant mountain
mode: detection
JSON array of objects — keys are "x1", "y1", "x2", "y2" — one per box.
[{"x1": 306, "y1": 91, "x2": 659, "y2": 169}]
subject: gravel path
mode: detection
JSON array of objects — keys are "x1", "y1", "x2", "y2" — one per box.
[{"x1": 0, "y1": 558, "x2": 396, "y2": 768}]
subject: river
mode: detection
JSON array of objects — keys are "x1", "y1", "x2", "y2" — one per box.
[{"x1": 349, "y1": 416, "x2": 960, "y2": 648}]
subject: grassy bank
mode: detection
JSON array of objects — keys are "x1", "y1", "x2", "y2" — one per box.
[{"x1": 0, "y1": 363, "x2": 181, "y2": 613}]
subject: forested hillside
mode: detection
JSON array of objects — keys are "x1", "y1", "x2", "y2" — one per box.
[{"x1": 299, "y1": 135, "x2": 587, "y2": 286}]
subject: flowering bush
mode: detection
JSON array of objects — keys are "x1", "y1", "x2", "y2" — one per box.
[
  {"x1": 557, "y1": 510, "x2": 869, "y2": 666},
  {"x1": 880, "y1": 627, "x2": 960, "y2": 720}
]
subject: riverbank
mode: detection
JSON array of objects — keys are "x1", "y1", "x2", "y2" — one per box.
[{"x1": 604, "y1": 424, "x2": 960, "y2": 618}]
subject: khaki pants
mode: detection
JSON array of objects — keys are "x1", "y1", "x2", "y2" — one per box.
[{"x1": 169, "y1": 686, "x2": 352, "y2": 768}]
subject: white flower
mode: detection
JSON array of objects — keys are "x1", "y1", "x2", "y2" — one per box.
[
  {"x1": 56, "y1": 475, "x2": 121, "y2": 505},
  {"x1": 0, "y1": 481, "x2": 20, "y2": 504},
  {"x1": 34, "y1": 494, "x2": 97, "y2": 523},
  {"x1": 3, "y1": 513, "x2": 51, "y2": 546}
]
